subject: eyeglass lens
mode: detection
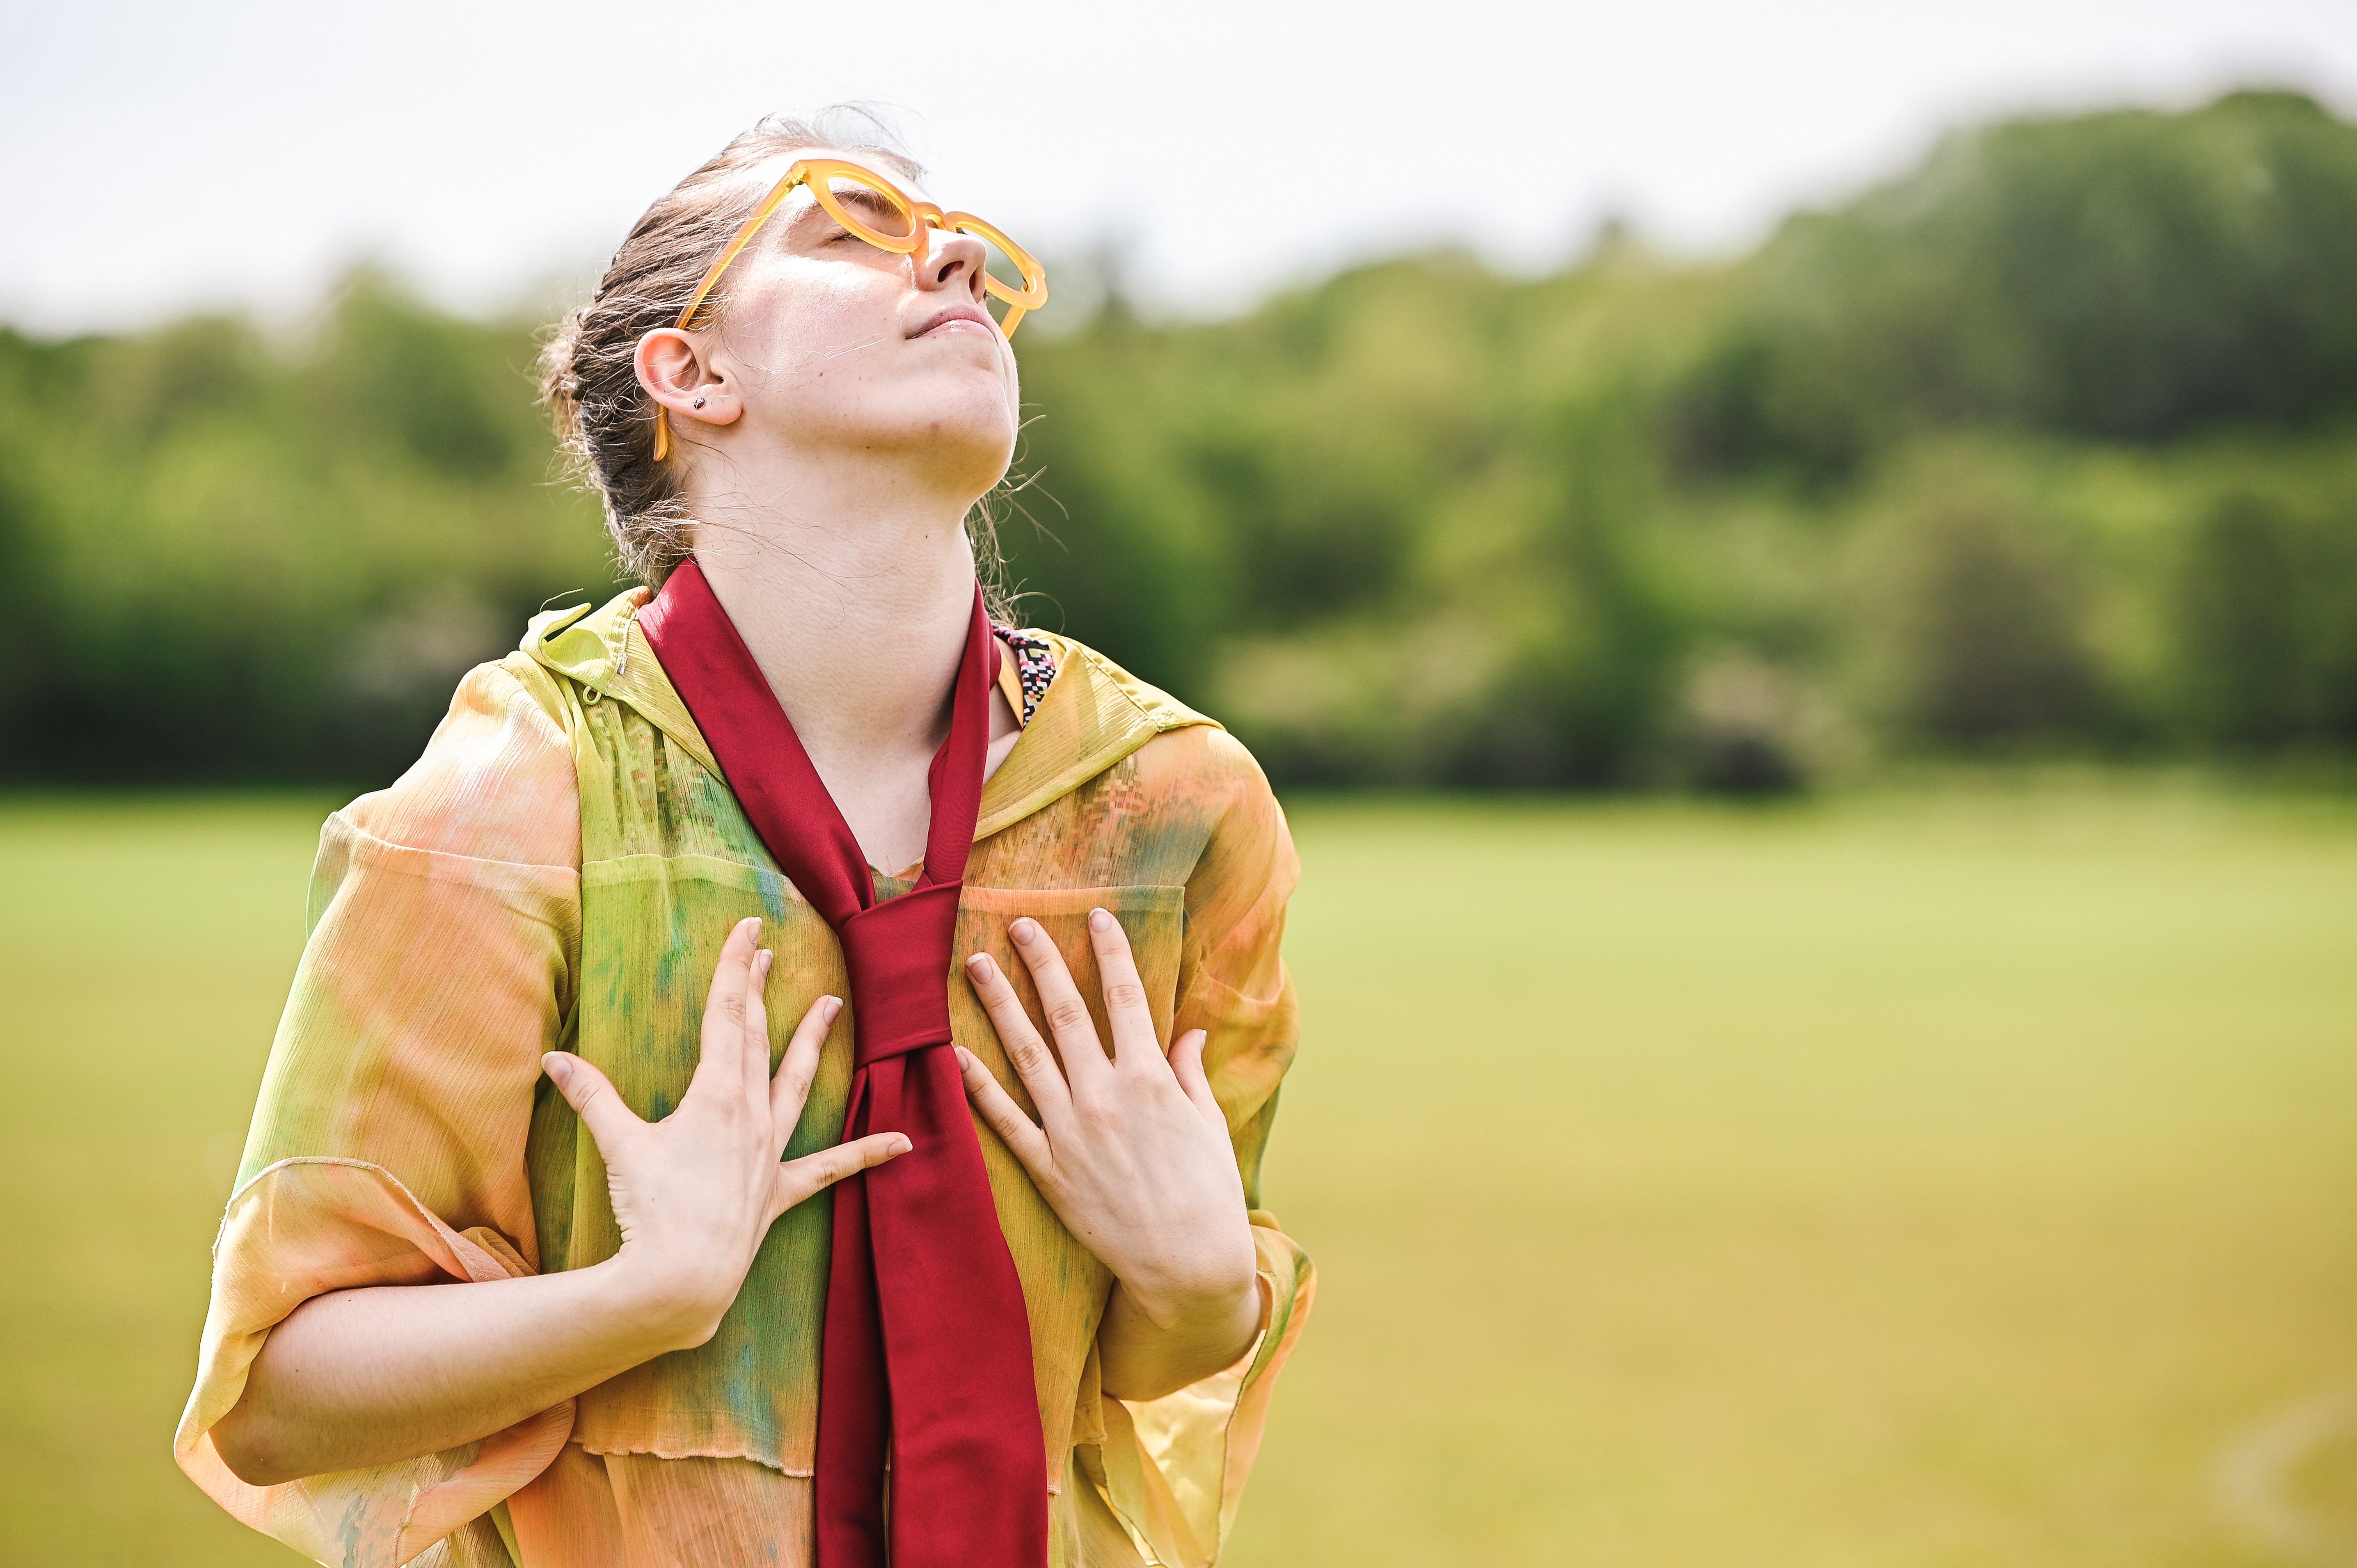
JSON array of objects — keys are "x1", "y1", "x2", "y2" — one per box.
[{"x1": 966, "y1": 231, "x2": 1031, "y2": 323}]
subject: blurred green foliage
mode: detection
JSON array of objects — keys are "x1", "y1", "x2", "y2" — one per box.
[
  {"x1": 5, "y1": 89, "x2": 2355, "y2": 788},
  {"x1": 0, "y1": 281, "x2": 621, "y2": 782}
]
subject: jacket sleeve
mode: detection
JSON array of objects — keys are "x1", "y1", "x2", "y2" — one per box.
[
  {"x1": 1081, "y1": 727, "x2": 1316, "y2": 1568},
  {"x1": 174, "y1": 658, "x2": 583, "y2": 1568}
]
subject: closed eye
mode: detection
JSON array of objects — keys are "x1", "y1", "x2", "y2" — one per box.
[{"x1": 830, "y1": 188, "x2": 905, "y2": 226}]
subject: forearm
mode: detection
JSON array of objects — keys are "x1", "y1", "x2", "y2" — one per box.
[
  {"x1": 209, "y1": 1258, "x2": 698, "y2": 1488},
  {"x1": 1096, "y1": 1271, "x2": 1267, "y2": 1402}
]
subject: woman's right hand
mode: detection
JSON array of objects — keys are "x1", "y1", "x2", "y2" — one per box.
[{"x1": 541, "y1": 916, "x2": 906, "y2": 1349}]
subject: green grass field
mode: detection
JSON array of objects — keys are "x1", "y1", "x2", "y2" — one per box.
[{"x1": 3, "y1": 787, "x2": 2353, "y2": 1566}]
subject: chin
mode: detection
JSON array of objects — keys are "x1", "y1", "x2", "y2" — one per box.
[
  {"x1": 935, "y1": 430, "x2": 1017, "y2": 496},
  {"x1": 871, "y1": 381, "x2": 1016, "y2": 467}
]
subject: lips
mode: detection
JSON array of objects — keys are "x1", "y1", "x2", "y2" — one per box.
[{"x1": 913, "y1": 302, "x2": 998, "y2": 339}]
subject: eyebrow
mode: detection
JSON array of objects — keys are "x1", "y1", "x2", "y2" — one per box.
[{"x1": 773, "y1": 184, "x2": 892, "y2": 238}]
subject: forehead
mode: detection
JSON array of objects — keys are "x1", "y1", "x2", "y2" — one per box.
[{"x1": 742, "y1": 145, "x2": 934, "y2": 209}]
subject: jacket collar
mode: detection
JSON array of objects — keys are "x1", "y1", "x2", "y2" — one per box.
[{"x1": 521, "y1": 588, "x2": 1215, "y2": 840}]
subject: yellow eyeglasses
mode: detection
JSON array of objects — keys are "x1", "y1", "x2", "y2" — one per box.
[{"x1": 653, "y1": 156, "x2": 1048, "y2": 461}]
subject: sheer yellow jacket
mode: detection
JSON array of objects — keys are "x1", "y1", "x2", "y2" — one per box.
[{"x1": 175, "y1": 590, "x2": 1314, "y2": 1568}]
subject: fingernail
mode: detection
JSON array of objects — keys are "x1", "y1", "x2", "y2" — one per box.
[
  {"x1": 1088, "y1": 907, "x2": 1111, "y2": 932},
  {"x1": 824, "y1": 996, "x2": 843, "y2": 1023},
  {"x1": 967, "y1": 953, "x2": 996, "y2": 982},
  {"x1": 744, "y1": 916, "x2": 762, "y2": 935},
  {"x1": 1011, "y1": 918, "x2": 1038, "y2": 945},
  {"x1": 542, "y1": 1053, "x2": 572, "y2": 1088},
  {"x1": 889, "y1": 1135, "x2": 913, "y2": 1156},
  {"x1": 758, "y1": 950, "x2": 773, "y2": 977}
]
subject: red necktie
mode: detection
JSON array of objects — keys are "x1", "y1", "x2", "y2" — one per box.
[{"x1": 638, "y1": 559, "x2": 1048, "y2": 1568}]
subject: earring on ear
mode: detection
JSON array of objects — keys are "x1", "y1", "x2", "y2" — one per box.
[{"x1": 692, "y1": 397, "x2": 707, "y2": 409}]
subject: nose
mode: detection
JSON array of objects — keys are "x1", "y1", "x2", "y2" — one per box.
[{"x1": 913, "y1": 226, "x2": 989, "y2": 304}]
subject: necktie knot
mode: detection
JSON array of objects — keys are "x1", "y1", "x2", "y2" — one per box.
[{"x1": 838, "y1": 885, "x2": 965, "y2": 1067}]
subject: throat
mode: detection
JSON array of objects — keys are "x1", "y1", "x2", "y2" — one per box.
[
  {"x1": 809, "y1": 686, "x2": 1025, "y2": 876},
  {"x1": 824, "y1": 753, "x2": 942, "y2": 880}
]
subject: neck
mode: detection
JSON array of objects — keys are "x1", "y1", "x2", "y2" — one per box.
[{"x1": 687, "y1": 450, "x2": 982, "y2": 871}]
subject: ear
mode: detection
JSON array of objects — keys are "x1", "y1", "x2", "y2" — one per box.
[{"x1": 634, "y1": 327, "x2": 744, "y2": 439}]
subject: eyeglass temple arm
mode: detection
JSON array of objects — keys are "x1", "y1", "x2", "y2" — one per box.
[
  {"x1": 678, "y1": 170, "x2": 811, "y2": 331},
  {"x1": 654, "y1": 168, "x2": 815, "y2": 460}
]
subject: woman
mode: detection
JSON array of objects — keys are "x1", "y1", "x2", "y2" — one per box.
[{"x1": 175, "y1": 111, "x2": 1311, "y2": 1568}]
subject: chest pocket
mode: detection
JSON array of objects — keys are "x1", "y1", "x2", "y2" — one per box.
[{"x1": 951, "y1": 884, "x2": 1188, "y2": 1071}]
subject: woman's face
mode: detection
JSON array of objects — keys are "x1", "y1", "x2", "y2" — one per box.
[{"x1": 687, "y1": 148, "x2": 1021, "y2": 501}]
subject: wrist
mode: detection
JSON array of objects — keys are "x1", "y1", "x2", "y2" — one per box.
[
  {"x1": 1098, "y1": 1271, "x2": 1267, "y2": 1400},
  {"x1": 1119, "y1": 1268, "x2": 1263, "y2": 1343},
  {"x1": 597, "y1": 1249, "x2": 738, "y2": 1354}
]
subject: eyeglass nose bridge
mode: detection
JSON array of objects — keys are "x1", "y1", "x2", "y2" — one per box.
[{"x1": 905, "y1": 201, "x2": 963, "y2": 267}]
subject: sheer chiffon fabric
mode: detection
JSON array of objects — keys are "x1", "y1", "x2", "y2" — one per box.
[{"x1": 176, "y1": 601, "x2": 1314, "y2": 1568}]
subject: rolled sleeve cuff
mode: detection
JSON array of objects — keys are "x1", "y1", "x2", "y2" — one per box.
[
  {"x1": 1081, "y1": 1212, "x2": 1316, "y2": 1567},
  {"x1": 174, "y1": 1158, "x2": 574, "y2": 1568}
]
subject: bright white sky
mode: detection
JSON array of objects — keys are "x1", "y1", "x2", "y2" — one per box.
[{"x1": 3, "y1": 0, "x2": 2352, "y2": 335}]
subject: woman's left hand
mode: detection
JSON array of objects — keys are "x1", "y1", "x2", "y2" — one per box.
[{"x1": 957, "y1": 909, "x2": 1263, "y2": 1396}]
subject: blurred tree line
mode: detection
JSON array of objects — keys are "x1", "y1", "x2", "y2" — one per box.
[{"x1": 4, "y1": 87, "x2": 2354, "y2": 789}]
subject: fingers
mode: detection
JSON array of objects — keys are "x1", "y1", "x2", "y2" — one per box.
[
  {"x1": 1004, "y1": 917, "x2": 1111, "y2": 1085},
  {"x1": 542, "y1": 1051, "x2": 645, "y2": 1151},
  {"x1": 691, "y1": 917, "x2": 763, "y2": 1101},
  {"x1": 1085, "y1": 907, "x2": 1163, "y2": 1068},
  {"x1": 743, "y1": 949, "x2": 774, "y2": 1121},
  {"x1": 769, "y1": 992, "x2": 843, "y2": 1154},
  {"x1": 963, "y1": 947, "x2": 1076, "y2": 1121},
  {"x1": 773, "y1": 1131, "x2": 910, "y2": 1217},
  {"x1": 954, "y1": 1045, "x2": 1055, "y2": 1173},
  {"x1": 1166, "y1": 1028, "x2": 1228, "y2": 1129}
]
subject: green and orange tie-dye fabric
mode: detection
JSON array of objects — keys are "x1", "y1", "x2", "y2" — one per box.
[{"x1": 175, "y1": 589, "x2": 1315, "y2": 1568}]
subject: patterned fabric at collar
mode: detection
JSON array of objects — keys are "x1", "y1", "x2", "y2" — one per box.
[{"x1": 991, "y1": 626, "x2": 1056, "y2": 726}]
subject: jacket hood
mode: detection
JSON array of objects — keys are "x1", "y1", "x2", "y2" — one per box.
[{"x1": 519, "y1": 587, "x2": 1216, "y2": 840}]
